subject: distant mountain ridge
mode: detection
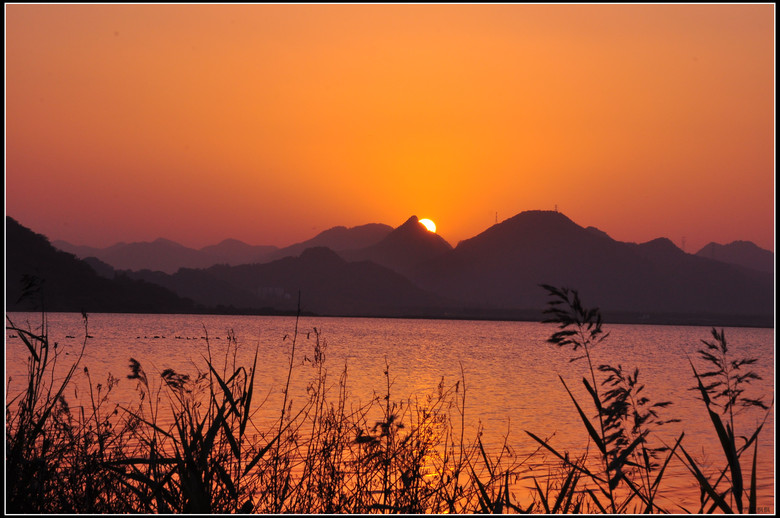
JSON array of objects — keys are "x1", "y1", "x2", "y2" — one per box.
[
  {"x1": 266, "y1": 223, "x2": 393, "y2": 261},
  {"x1": 53, "y1": 237, "x2": 278, "y2": 274},
  {"x1": 52, "y1": 223, "x2": 394, "y2": 274},
  {"x1": 695, "y1": 240, "x2": 774, "y2": 275},
  {"x1": 11, "y1": 211, "x2": 774, "y2": 326},
  {"x1": 200, "y1": 238, "x2": 279, "y2": 266}
]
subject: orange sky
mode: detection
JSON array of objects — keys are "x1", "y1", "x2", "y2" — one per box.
[{"x1": 5, "y1": 4, "x2": 775, "y2": 252}]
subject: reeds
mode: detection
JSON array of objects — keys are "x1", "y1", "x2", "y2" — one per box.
[
  {"x1": 5, "y1": 287, "x2": 773, "y2": 514},
  {"x1": 676, "y1": 327, "x2": 772, "y2": 514},
  {"x1": 6, "y1": 309, "x2": 529, "y2": 513},
  {"x1": 524, "y1": 285, "x2": 771, "y2": 514},
  {"x1": 6, "y1": 312, "x2": 136, "y2": 513}
]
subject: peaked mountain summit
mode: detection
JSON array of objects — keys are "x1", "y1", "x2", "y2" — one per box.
[
  {"x1": 414, "y1": 210, "x2": 772, "y2": 323},
  {"x1": 344, "y1": 216, "x2": 453, "y2": 278}
]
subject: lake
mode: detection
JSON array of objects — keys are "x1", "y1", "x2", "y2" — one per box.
[{"x1": 5, "y1": 312, "x2": 775, "y2": 513}]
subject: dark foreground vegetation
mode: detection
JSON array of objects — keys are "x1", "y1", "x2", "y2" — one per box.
[{"x1": 5, "y1": 287, "x2": 772, "y2": 514}]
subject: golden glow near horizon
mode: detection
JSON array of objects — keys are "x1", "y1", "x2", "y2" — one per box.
[
  {"x1": 5, "y1": 4, "x2": 774, "y2": 252},
  {"x1": 419, "y1": 219, "x2": 437, "y2": 233}
]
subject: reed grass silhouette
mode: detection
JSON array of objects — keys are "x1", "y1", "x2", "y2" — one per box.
[{"x1": 5, "y1": 286, "x2": 773, "y2": 513}]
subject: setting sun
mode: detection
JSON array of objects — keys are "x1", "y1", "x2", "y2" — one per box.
[{"x1": 419, "y1": 218, "x2": 436, "y2": 233}]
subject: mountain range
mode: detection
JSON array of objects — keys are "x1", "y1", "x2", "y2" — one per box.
[
  {"x1": 52, "y1": 223, "x2": 395, "y2": 274},
  {"x1": 52, "y1": 237, "x2": 279, "y2": 274},
  {"x1": 9, "y1": 211, "x2": 775, "y2": 326},
  {"x1": 6, "y1": 217, "x2": 196, "y2": 314},
  {"x1": 414, "y1": 211, "x2": 773, "y2": 322}
]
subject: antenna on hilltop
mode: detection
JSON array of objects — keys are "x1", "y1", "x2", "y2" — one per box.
[{"x1": 495, "y1": 212, "x2": 498, "y2": 224}]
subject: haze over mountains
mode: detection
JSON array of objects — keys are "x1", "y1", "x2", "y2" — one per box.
[
  {"x1": 8, "y1": 211, "x2": 774, "y2": 326},
  {"x1": 52, "y1": 223, "x2": 395, "y2": 274},
  {"x1": 52, "y1": 237, "x2": 279, "y2": 274}
]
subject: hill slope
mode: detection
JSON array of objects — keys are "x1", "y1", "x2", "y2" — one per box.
[
  {"x1": 127, "y1": 246, "x2": 448, "y2": 316},
  {"x1": 343, "y1": 216, "x2": 453, "y2": 277},
  {"x1": 53, "y1": 237, "x2": 278, "y2": 273},
  {"x1": 7, "y1": 217, "x2": 196, "y2": 313},
  {"x1": 695, "y1": 240, "x2": 773, "y2": 274},
  {"x1": 415, "y1": 210, "x2": 773, "y2": 323},
  {"x1": 267, "y1": 223, "x2": 393, "y2": 261}
]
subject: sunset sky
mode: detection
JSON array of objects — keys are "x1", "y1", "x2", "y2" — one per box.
[{"x1": 5, "y1": 4, "x2": 775, "y2": 253}]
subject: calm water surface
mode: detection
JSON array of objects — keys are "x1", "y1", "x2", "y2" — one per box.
[{"x1": 6, "y1": 312, "x2": 775, "y2": 512}]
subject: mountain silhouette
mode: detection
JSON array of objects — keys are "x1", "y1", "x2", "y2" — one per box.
[
  {"x1": 343, "y1": 216, "x2": 453, "y2": 278},
  {"x1": 122, "y1": 267, "x2": 267, "y2": 311},
  {"x1": 11, "y1": 211, "x2": 774, "y2": 326},
  {"x1": 53, "y1": 238, "x2": 227, "y2": 274},
  {"x1": 695, "y1": 240, "x2": 774, "y2": 275},
  {"x1": 267, "y1": 223, "x2": 393, "y2": 261},
  {"x1": 414, "y1": 210, "x2": 773, "y2": 324},
  {"x1": 7, "y1": 217, "x2": 196, "y2": 313},
  {"x1": 210, "y1": 246, "x2": 448, "y2": 315},
  {"x1": 53, "y1": 224, "x2": 393, "y2": 273},
  {"x1": 198, "y1": 238, "x2": 278, "y2": 266},
  {"x1": 53, "y1": 237, "x2": 279, "y2": 273},
  {"x1": 82, "y1": 256, "x2": 116, "y2": 279}
]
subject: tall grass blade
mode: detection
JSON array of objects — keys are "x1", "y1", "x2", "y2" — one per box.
[
  {"x1": 561, "y1": 471, "x2": 579, "y2": 513},
  {"x1": 532, "y1": 476, "x2": 551, "y2": 513},
  {"x1": 690, "y1": 361, "x2": 743, "y2": 512},
  {"x1": 582, "y1": 376, "x2": 603, "y2": 413},
  {"x1": 585, "y1": 487, "x2": 607, "y2": 513},
  {"x1": 469, "y1": 464, "x2": 493, "y2": 514},
  {"x1": 215, "y1": 462, "x2": 238, "y2": 500},
  {"x1": 8, "y1": 326, "x2": 41, "y2": 362},
  {"x1": 206, "y1": 362, "x2": 240, "y2": 417},
  {"x1": 200, "y1": 402, "x2": 227, "y2": 466},
  {"x1": 501, "y1": 471, "x2": 526, "y2": 513},
  {"x1": 221, "y1": 418, "x2": 241, "y2": 460},
  {"x1": 478, "y1": 436, "x2": 495, "y2": 479},
  {"x1": 677, "y1": 443, "x2": 733, "y2": 513},
  {"x1": 647, "y1": 433, "x2": 685, "y2": 512},
  {"x1": 606, "y1": 431, "x2": 646, "y2": 474},
  {"x1": 240, "y1": 347, "x2": 259, "y2": 437},
  {"x1": 559, "y1": 376, "x2": 606, "y2": 456},
  {"x1": 739, "y1": 419, "x2": 766, "y2": 455},
  {"x1": 617, "y1": 474, "x2": 647, "y2": 513},
  {"x1": 551, "y1": 467, "x2": 576, "y2": 514},
  {"x1": 748, "y1": 439, "x2": 758, "y2": 514},
  {"x1": 524, "y1": 431, "x2": 601, "y2": 482}
]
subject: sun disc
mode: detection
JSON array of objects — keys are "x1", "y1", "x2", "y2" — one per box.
[{"x1": 419, "y1": 218, "x2": 436, "y2": 233}]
